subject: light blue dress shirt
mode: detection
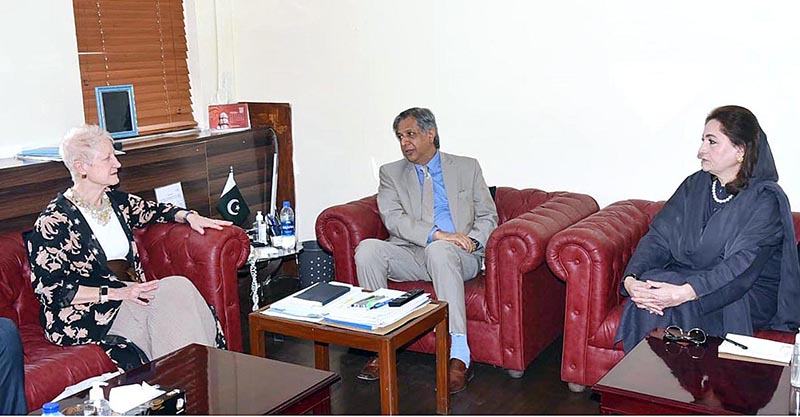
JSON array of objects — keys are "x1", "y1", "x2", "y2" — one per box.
[{"x1": 415, "y1": 151, "x2": 456, "y2": 243}]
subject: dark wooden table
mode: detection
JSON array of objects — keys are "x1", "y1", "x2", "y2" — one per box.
[
  {"x1": 249, "y1": 300, "x2": 450, "y2": 415},
  {"x1": 594, "y1": 329, "x2": 791, "y2": 415},
  {"x1": 39, "y1": 344, "x2": 339, "y2": 415}
]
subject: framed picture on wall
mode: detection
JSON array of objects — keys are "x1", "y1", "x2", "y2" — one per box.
[{"x1": 95, "y1": 85, "x2": 138, "y2": 139}]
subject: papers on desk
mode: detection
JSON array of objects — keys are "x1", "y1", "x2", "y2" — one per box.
[
  {"x1": 718, "y1": 333, "x2": 793, "y2": 366},
  {"x1": 263, "y1": 284, "x2": 431, "y2": 330},
  {"x1": 109, "y1": 382, "x2": 165, "y2": 414}
]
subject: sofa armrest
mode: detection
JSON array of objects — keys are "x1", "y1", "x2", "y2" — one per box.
[
  {"x1": 316, "y1": 195, "x2": 388, "y2": 285},
  {"x1": 484, "y1": 191, "x2": 599, "y2": 318},
  {"x1": 546, "y1": 200, "x2": 661, "y2": 328},
  {"x1": 135, "y1": 223, "x2": 251, "y2": 352}
]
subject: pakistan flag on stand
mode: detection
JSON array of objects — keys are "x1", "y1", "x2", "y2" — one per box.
[{"x1": 216, "y1": 167, "x2": 250, "y2": 226}]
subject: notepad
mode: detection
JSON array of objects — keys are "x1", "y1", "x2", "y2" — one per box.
[
  {"x1": 718, "y1": 333, "x2": 793, "y2": 366},
  {"x1": 294, "y1": 282, "x2": 350, "y2": 306}
]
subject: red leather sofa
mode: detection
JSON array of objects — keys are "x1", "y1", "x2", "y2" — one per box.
[
  {"x1": 546, "y1": 199, "x2": 800, "y2": 392},
  {"x1": 0, "y1": 223, "x2": 250, "y2": 412},
  {"x1": 316, "y1": 187, "x2": 598, "y2": 377}
]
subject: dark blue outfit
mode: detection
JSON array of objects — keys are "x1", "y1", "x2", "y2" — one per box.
[
  {"x1": 615, "y1": 130, "x2": 800, "y2": 352},
  {"x1": 0, "y1": 318, "x2": 28, "y2": 414}
]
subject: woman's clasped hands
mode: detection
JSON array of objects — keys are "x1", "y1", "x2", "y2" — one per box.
[{"x1": 624, "y1": 277, "x2": 698, "y2": 316}]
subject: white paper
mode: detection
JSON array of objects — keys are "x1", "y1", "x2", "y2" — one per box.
[
  {"x1": 50, "y1": 371, "x2": 121, "y2": 403},
  {"x1": 154, "y1": 182, "x2": 187, "y2": 207},
  {"x1": 109, "y1": 381, "x2": 165, "y2": 414},
  {"x1": 263, "y1": 282, "x2": 357, "y2": 322},
  {"x1": 263, "y1": 284, "x2": 431, "y2": 330},
  {"x1": 719, "y1": 333, "x2": 793, "y2": 364}
]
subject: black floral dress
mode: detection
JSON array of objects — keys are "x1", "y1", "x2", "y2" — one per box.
[{"x1": 27, "y1": 190, "x2": 226, "y2": 370}]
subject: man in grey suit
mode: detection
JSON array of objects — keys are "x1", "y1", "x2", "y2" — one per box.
[{"x1": 355, "y1": 107, "x2": 498, "y2": 394}]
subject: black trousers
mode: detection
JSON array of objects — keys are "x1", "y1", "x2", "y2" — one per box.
[{"x1": 0, "y1": 318, "x2": 27, "y2": 414}]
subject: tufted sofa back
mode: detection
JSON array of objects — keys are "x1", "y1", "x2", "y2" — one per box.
[
  {"x1": 0, "y1": 233, "x2": 39, "y2": 327},
  {"x1": 794, "y1": 213, "x2": 800, "y2": 241}
]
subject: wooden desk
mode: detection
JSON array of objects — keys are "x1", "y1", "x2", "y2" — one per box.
[
  {"x1": 249, "y1": 301, "x2": 450, "y2": 415},
  {"x1": 37, "y1": 344, "x2": 339, "y2": 415},
  {"x1": 594, "y1": 329, "x2": 790, "y2": 415}
]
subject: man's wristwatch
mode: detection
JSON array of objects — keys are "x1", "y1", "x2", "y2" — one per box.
[
  {"x1": 99, "y1": 285, "x2": 109, "y2": 303},
  {"x1": 469, "y1": 237, "x2": 480, "y2": 250}
]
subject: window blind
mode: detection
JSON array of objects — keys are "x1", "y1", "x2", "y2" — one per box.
[{"x1": 73, "y1": 0, "x2": 197, "y2": 135}]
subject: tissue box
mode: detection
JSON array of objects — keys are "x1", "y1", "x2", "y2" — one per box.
[{"x1": 133, "y1": 388, "x2": 186, "y2": 415}]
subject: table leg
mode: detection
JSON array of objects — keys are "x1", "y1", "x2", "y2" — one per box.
[
  {"x1": 435, "y1": 310, "x2": 450, "y2": 414},
  {"x1": 379, "y1": 344, "x2": 399, "y2": 415},
  {"x1": 314, "y1": 341, "x2": 330, "y2": 371},
  {"x1": 250, "y1": 322, "x2": 266, "y2": 358}
]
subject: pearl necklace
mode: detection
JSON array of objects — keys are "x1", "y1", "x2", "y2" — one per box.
[
  {"x1": 65, "y1": 188, "x2": 113, "y2": 225},
  {"x1": 711, "y1": 179, "x2": 733, "y2": 204}
]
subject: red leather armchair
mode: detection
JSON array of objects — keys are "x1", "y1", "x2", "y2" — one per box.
[
  {"x1": 0, "y1": 223, "x2": 250, "y2": 412},
  {"x1": 546, "y1": 199, "x2": 800, "y2": 392},
  {"x1": 316, "y1": 187, "x2": 598, "y2": 377}
]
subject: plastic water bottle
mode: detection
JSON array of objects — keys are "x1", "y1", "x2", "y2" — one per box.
[
  {"x1": 279, "y1": 201, "x2": 296, "y2": 249},
  {"x1": 254, "y1": 211, "x2": 267, "y2": 244},
  {"x1": 792, "y1": 333, "x2": 800, "y2": 387},
  {"x1": 790, "y1": 334, "x2": 800, "y2": 414},
  {"x1": 86, "y1": 381, "x2": 112, "y2": 416},
  {"x1": 41, "y1": 402, "x2": 64, "y2": 416}
]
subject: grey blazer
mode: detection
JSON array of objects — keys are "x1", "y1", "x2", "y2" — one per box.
[{"x1": 376, "y1": 152, "x2": 498, "y2": 255}]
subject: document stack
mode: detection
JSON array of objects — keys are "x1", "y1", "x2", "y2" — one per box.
[
  {"x1": 264, "y1": 282, "x2": 431, "y2": 330},
  {"x1": 718, "y1": 333, "x2": 793, "y2": 366}
]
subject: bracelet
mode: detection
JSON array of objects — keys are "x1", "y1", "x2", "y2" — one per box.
[{"x1": 181, "y1": 210, "x2": 198, "y2": 223}]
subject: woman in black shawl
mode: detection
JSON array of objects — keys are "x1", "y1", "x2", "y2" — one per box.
[{"x1": 615, "y1": 105, "x2": 800, "y2": 352}]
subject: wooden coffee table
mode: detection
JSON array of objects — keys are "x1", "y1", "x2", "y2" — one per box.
[
  {"x1": 249, "y1": 300, "x2": 450, "y2": 415},
  {"x1": 594, "y1": 329, "x2": 790, "y2": 414},
  {"x1": 36, "y1": 344, "x2": 339, "y2": 415}
]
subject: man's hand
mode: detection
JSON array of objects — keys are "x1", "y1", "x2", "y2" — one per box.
[{"x1": 433, "y1": 231, "x2": 476, "y2": 253}]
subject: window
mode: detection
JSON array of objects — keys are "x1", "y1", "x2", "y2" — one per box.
[{"x1": 73, "y1": 0, "x2": 197, "y2": 136}]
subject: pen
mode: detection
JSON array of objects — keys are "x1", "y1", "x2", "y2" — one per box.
[
  {"x1": 369, "y1": 299, "x2": 392, "y2": 310},
  {"x1": 365, "y1": 297, "x2": 388, "y2": 309},
  {"x1": 723, "y1": 337, "x2": 748, "y2": 350},
  {"x1": 351, "y1": 295, "x2": 380, "y2": 307}
]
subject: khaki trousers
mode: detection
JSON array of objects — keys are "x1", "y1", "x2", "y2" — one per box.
[
  {"x1": 354, "y1": 239, "x2": 480, "y2": 334},
  {"x1": 108, "y1": 276, "x2": 217, "y2": 361}
]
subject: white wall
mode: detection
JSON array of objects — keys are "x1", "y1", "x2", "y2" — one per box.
[
  {"x1": 2, "y1": 1, "x2": 799, "y2": 243},
  {"x1": 0, "y1": 1, "x2": 84, "y2": 156},
  {"x1": 227, "y1": 0, "x2": 800, "y2": 241}
]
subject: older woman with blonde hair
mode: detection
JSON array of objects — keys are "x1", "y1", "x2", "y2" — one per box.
[{"x1": 27, "y1": 125, "x2": 232, "y2": 370}]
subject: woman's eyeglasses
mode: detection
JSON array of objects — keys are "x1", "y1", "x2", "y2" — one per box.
[
  {"x1": 663, "y1": 325, "x2": 707, "y2": 360},
  {"x1": 664, "y1": 325, "x2": 707, "y2": 345},
  {"x1": 664, "y1": 339, "x2": 706, "y2": 359}
]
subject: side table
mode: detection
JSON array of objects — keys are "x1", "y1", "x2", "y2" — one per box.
[
  {"x1": 244, "y1": 242, "x2": 304, "y2": 311},
  {"x1": 249, "y1": 300, "x2": 450, "y2": 415},
  {"x1": 594, "y1": 328, "x2": 789, "y2": 414}
]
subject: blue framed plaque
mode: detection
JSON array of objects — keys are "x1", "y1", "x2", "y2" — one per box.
[{"x1": 95, "y1": 85, "x2": 138, "y2": 139}]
